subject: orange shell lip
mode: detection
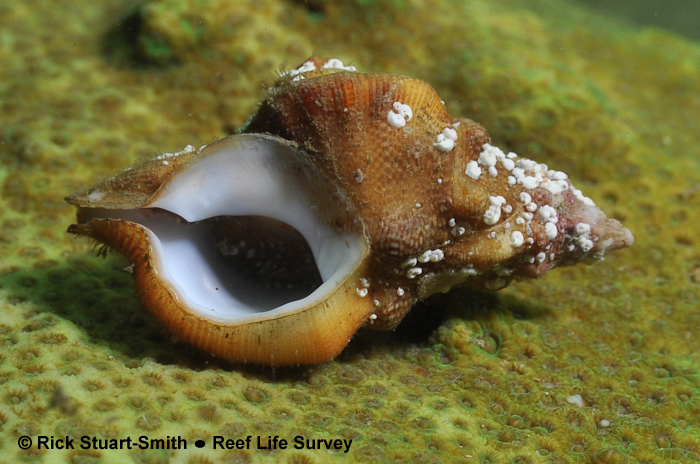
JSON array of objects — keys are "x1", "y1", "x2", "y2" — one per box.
[{"x1": 67, "y1": 134, "x2": 374, "y2": 366}]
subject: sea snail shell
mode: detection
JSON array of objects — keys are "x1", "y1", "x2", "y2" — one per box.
[{"x1": 66, "y1": 57, "x2": 634, "y2": 366}]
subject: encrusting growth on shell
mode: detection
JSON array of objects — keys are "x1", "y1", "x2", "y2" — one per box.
[
  {"x1": 66, "y1": 57, "x2": 634, "y2": 366},
  {"x1": 243, "y1": 58, "x2": 633, "y2": 330}
]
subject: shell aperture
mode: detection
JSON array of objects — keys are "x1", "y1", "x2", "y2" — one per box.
[{"x1": 68, "y1": 134, "x2": 373, "y2": 365}]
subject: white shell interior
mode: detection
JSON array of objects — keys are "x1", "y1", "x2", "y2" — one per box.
[{"x1": 94, "y1": 135, "x2": 366, "y2": 323}]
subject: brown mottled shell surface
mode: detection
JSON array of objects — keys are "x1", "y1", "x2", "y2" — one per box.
[
  {"x1": 245, "y1": 70, "x2": 491, "y2": 328},
  {"x1": 246, "y1": 70, "x2": 484, "y2": 249}
]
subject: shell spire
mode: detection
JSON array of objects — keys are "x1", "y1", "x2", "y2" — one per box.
[{"x1": 243, "y1": 57, "x2": 633, "y2": 329}]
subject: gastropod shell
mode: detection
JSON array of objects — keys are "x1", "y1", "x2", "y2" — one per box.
[{"x1": 66, "y1": 57, "x2": 633, "y2": 366}]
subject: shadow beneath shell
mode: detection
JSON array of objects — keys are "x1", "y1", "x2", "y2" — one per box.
[
  {"x1": 0, "y1": 252, "x2": 262, "y2": 373},
  {"x1": 0, "y1": 249, "x2": 554, "y2": 381},
  {"x1": 336, "y1": 287, "x2": 556, "y2": 364}
]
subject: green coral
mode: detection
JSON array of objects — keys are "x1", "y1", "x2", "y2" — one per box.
[{"x1": 1, "y1": 0, "x2": 700, "y2": 463}]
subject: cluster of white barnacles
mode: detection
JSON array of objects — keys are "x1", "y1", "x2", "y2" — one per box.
[
  {"x1": 282, "y1": 58, "x2": 357, "y2": 82},
  {"x1": 387, "y1": 102, "x2": 413, "y2": 128},
  {"x1": 398, "y1": 248, "x2": 445, "y2": 280}
]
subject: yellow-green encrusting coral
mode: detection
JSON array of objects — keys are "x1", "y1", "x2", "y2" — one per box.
[{"x1": 1, "y1": 0, "x2": 700, "y2": 463}]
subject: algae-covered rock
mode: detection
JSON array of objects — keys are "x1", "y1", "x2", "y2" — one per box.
[{"x1": 1, "y1": 0, "x2": 699, "y2": 462}]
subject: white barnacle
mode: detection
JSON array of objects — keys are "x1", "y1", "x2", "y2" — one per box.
[
  {"x1": 549, "y1": 170, "x2": 568, "y2": 180},
  {"x1": 397, "y1": 287, "x2": 405, "y2": 296},
  {"x1": 538, "y1": 205, "x2": 558, "y2": 223},
  {"x1": 575, "y1": 223, "x2": 591, "y2": 236},
  {"x1": 483, "y1": 195, "x2": 506, "y2": 225},
  {"x1": 429, "y1": 249, "x2": 444, "y2": 262},
  {"x1": 460, "y1": 266, "x2": 479, "y2": 276},
  {"x1": 387, "y1": 102, "x2": 413, "y2": 128},
  {"x1": 321, "y1": 58, "x2": 357, "y2": 71},
  {"x1": 88, "y1": 191, "x2": 104, "y2": 202},
  {"x1": 387, "y1": 111, "x2": 405, "y2": 128},
  {"x1": 465, "y1": 161, "x2": 482, "y2": 180},
  {"x1": 545, "y1": 222, "x2": 558, "y2": 240},
  {"x1": 501, "y1": 158, "x2": 515, "y2": 171},
  {"x1": 543, "y1": 179, "x2": 568, "y2": 195},
  {"x1": 519, "y1": 192, "x2": 532, "y2": 206},
  {"x1": 516, "y1": 158, "x2": 537, "y2": 171},
  {"x1": 478, "y1": 149, "x2": 497, "y2": 168},
  {"x1": 510, "y1": 231, "x2": 524, "y2": 247},
  {"x1": 435, "y1": 127, "x2": 458, "y2": 152},
  {"x1": 417, "y1": 249, "x2": 444, "y2": 263},
  {"x1": 282, "y1": 60, "x2": 316, "y2": 78},
  {"x1": 356, "y1": 288, "x2": 369, "y2": 297},
  {"x1": 401, "y1": 257, "x2": 418, "y2": 268},
  {"x1": 442, "y1": 127, "x2": 458, "y2": 140},
  {"x1": 478, "y1": 144, "x2": 507, "y2": 171},
  {"x1": 512, "y1": 167, "x2": 525, "y2": 182},
  {"x1": 521, "y1": 176, "x2": 540, "y2": 189},
  {"x1": 157, "y1": 144, "x2": 196, "y2": 160},
  {"x1": 573, "y1": 222, "x2": 594, "y2": 252},
  {"x1": 406, "y1": 267, "x2": 423, "y2": 279},
  {"x1": 579, "y1": 239, "x2": 594, "y2": 252},
  {"x1": 571, "y1": 186, "x2": 596, "y2": 206}
]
